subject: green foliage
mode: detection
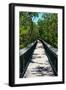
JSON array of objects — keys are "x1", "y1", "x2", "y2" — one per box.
[
  {"x1": 19, "y1": 12, "x2": 58, "y2": 49},
  {"x1": 19, "y1": 12, "x2": 39, "y2": 49},
  {"x1": 38, "y1": 13, "x2": 58, "y2": 48}
]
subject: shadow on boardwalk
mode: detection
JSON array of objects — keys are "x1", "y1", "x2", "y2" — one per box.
[{"x1": 24, "y1": 40, "x2": 55, "y2": 78}]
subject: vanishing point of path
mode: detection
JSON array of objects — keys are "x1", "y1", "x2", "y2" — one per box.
[{"x1": 24, "y1": 40, "x2": 54, "y2": 78}]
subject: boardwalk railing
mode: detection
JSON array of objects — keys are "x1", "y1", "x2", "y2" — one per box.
[
  {"x1": 20, "y1": 41, "x2": 37, "y2": 78},
  {"x1": 40, "y1": 39, "x2": 58, "y2": 76}
]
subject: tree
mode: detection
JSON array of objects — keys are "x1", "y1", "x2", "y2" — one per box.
[
  {"x1": 37, "y1": 13, "x2": 58, "y2": 48},
  {"x1": 19, "y1": 12, "x2": 58, "y2": 49},
  {"x1": 19, "y1": 12, "x2": 39, "y2": 49}
]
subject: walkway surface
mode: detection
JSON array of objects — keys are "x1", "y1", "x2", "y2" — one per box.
[{"x1": 24, "y1": 40, "x2": 54, "y2": 78}]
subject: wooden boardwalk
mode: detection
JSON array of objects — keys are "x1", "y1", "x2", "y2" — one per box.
[{"x1": 24, "y1": 40, "x2": 54, "y2": 78}]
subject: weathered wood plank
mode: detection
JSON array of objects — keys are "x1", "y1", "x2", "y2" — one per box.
[{"x1": 24, "y1": 40, "x2": 54, "y2": 78}]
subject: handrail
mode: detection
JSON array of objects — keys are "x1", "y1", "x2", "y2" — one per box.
[
  {"x1": 20, "y1": 41, "x2": 37, "y2": 78},
  {"x1": 43, "y1": 41, "x2": 58, "y2": 56},
  {"x1": 19, "y1": 41, "x2": 37, "y2": 56},
  {"x1": 40, "y1": 39, "x2": 58, "y2": 76}
]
